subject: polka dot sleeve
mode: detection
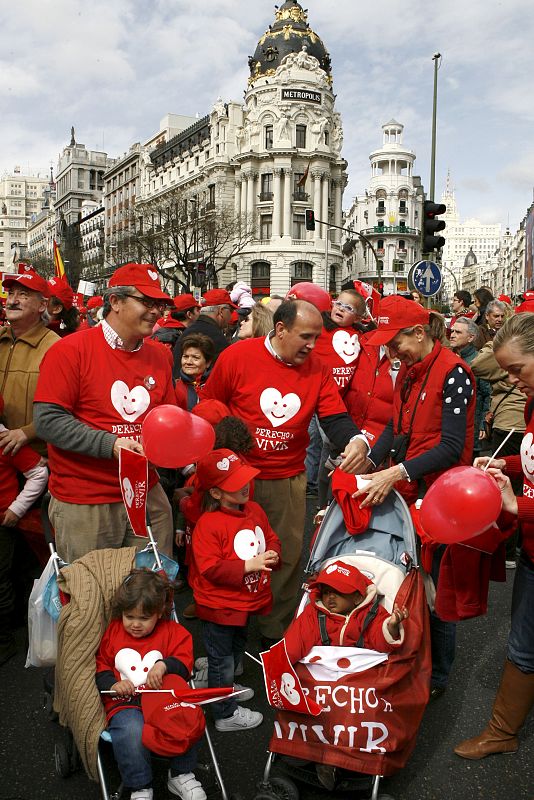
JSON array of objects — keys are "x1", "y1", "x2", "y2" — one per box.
[{"x1": 403, "y1": 366, "x2": 474, "y2": 482}]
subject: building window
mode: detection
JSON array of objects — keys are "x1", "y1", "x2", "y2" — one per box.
[
  {"x1": 260, "y1": 173, "x2": 273, "y2": 200},
  {"x1": 291, "y1": 261, "x2": 313, "y2": 284},
  {"x1": 293, "y1": 214, "x2": 306, "y2": 239},
  {"x1": 296, "y1": 124, "x2": 307, "y2": 148},
  {"x1": 251, "y1": 261, "x2": 271, "y2": 290},
  {"x1": 265, "y1": 125, "x2": 273, "y2": 150},
  {"x1": 260, "y1": 214, "x2": 272, "y2": 239}
]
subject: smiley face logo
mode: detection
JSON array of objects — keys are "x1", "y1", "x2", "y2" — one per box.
[
  {"x1": 332, "y1": 330, "x2": 360, "y2": 365},
  {"x1": 233, "y1": 526, "x2": 266, "y2": 560},
  {"x1": 114, "y1": 648, "x2": 163, "y2": 687},
  {"x1": 521, "y1": 431, "x2": 534, "y2": 480},
  {"x1": 110, "y1": 380, "x2": 150, "y2": 422},
  {"x1": 259, "y1": 388, "x2": 301, "y2": 428}
]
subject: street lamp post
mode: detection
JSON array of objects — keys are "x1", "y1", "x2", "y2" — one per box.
[{"x1": 324, "y1": 226, "x2": 336, "y2": 292}]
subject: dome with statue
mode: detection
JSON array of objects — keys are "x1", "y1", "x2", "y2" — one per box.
[{"x1": 248, "y1": 1, "x2": 332, "y2": 83}]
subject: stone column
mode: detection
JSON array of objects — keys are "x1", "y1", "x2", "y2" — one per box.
[
  {"x1": 313, "y1": 170, "x2": 322, "y2": 240},
  {"x1": 241, "y1": 174, "x2": 248, "y2": 218},
  {"x1": 234, "y1": 176, "x2": 241, "y2": 218},
  {"x1": 272, "y1": 168, "x2": 282, "y2": 238},
  {"x1": 282, "y1": 169, "x2": 292, "y2": 237},
  {"x1": 333, "y1": 179, "x2": 342, "y2": 243},
  {"x1": 247, "y1": 172, "x2": 256, "y2": 221},
  {"x1": 321, "y1": 173, "x2": 330, "y2": 235}
]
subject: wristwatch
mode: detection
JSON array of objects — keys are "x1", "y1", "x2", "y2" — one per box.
[{"x1": 398, "y1": 462, "x2": 411, "y2": 482}]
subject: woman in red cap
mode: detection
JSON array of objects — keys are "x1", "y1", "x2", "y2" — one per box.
[
  {"x1": 47, "y1": 277, "x2": 80, "y2": 336},
  {"x1": 354, "y1": 294, "x2": 476, "y2": 699}
]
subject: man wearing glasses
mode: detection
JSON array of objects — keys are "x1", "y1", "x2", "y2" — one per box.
[
  {"x1": 34, "y1": 263, "x2": 177, "y2": 562},
  {"x1": 172, "y1": 288, "x2": 235, "y2": 378}
]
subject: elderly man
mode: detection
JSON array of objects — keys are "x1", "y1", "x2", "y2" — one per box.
[
  {"x1": 201, "y1": 299, "x2": 369, "y2": 642},
  {"x1": 172, "y1": 288, "x2": 233, "y2": 377},
  {"x1": 0, "y1": 270, "x2": 59, "y2": 456},
  {"x1": 478, "y1": 299, "x2": 506, "y2": 345},
  {"x1": 34, "y1": 263, "x2": 177, "y2": 562}
]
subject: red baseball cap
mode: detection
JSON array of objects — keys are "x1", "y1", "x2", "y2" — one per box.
[
  {"x1": 366, "y1": 295, "x2": 430, "y2": 345},
  {"x1": 202, "y1": 289, "x2": 236, "y2": 308},
  {"x1": 314, "y1": 560, "x2": 372, "y2": 595},
  {"x1": 47, "y1": 277, "x2": 74, "y2": 310},
  {"x1": 86, "y1": 295, "x2": 103, "y2": 310},
  {"x1": 196, "y1": 448, "x2": 259, "y2": 492},
  {"x1": 498, "y1": 294, "x2": 511, "y2": 305},
  {"x1": 173, "y1": 293, "x2": 200, "y2": 312},
  {"x1": 108, "y1": 263, "x2": 172, "y2": 302},
  {"x1": 2, "y1": 269, "x2": 50, "y2": 298},
  {"x1": 192, "y1": 399, "x2": 230, "y2": 427}
]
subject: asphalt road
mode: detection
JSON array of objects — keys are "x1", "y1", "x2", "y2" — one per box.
[{"x1": 2, "y1": 500, "x2": 533, "y2": 800}]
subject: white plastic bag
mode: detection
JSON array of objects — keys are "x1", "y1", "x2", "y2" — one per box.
[{"x1": 25, "y1": 554, "x2": 59, "y2": 668}]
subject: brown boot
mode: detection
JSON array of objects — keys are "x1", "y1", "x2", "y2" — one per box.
[
  {"x1": 454, "y1": 660, "x2": 534, "y2": 760},
  {"x1": 182, "y1": 602, "x2": 197, "y2": 620}
]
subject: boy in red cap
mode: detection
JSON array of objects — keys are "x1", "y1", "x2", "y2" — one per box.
[
  {"x1": 190, "y1": 448, "x2": 281, "y2": 731},
  {"x1": 283, "y1": 559, "x2": 408, "y2": 664}
]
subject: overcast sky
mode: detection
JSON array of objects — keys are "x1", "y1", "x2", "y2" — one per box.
[{"x1": 2, "y1": 0, "x2": 533, "y2": 231}]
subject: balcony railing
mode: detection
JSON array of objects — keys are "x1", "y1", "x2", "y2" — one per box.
[
  {"x1": 293, "y1": 191, "x2": 309, "y2": 202},
  {"x1": 376, "y1": 206, "x2": 386, "y2": 215},
  {"x1": 398, "y1": 206, "x2": 408, "y2": 215},
  {"x1": 363, "y1": 225, "x2": 418, "y2": 235}
]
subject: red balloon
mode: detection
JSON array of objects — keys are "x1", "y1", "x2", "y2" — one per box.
[
  {"x1": 419, "y1": 466, "x2": 502, "y2": 545},
  {"x1": 285, "y1": 282, "x2": 332, "y2": 312},
  {"x1": 141, "y1": 405, "x2": 215, "y2": 468}
]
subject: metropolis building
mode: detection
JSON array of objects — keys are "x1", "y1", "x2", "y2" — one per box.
[{"x1": 136, "y1": 0, "x2": 346, "y2": 295}]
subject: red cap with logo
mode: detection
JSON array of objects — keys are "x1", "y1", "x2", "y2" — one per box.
[
  {"x1": 47, "y1": 277, "x2": 74, "y2": 310},
  {"x1": 498, "y1": 294, "x2": 512, "y2": 305},
  {"x1": 108, "y1": 263, "x2": 172, "y2": 302},
  {"x1": 314, "y1": 560, "x2": 372, "y2": 595},
  {"x1": 2, "y1": 269, "x2": 50, "y2": 298},
  {"x1": 202, "y1": 289, "x2": 236, "y2": 308},
  {"x1": 173, "y1": 293, "x2": 201, "y2": 312},
  {"x1": 196, "y1": 448, "x2": 259, "y2": 492},
  {"x1": 366, "y1": 295, "x2": 430, "y2": 345},
  {"x1": 86, "y1": 295, "x2": 104, "y2": 310}
]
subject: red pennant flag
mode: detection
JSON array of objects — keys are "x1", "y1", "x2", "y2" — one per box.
[
  {"x1": 119, "y1": 449, "x2": 149, "y2": 537},
  {"x1": 260, "y1": 639, "x2": 322, "y2": 716}
]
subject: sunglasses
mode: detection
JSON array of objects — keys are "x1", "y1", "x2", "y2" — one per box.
[
  {"x1": 332, "y1": 300, "x2": 358, "y2": 314},
  {"x1": 123, "y1": 293, "x2": 167, "y2": 312}
]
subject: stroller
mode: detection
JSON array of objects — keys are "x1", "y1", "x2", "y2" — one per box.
[
  {"x1": 256, "y1": 489, "x2": 431, "y2": 800},
  {"x1": 38, "y1": 495, "x2": 239, "y2": 800}
]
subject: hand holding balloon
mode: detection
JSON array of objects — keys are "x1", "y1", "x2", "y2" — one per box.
[{"x1": 484, "y1": 468, "x2": 518, "y2": 516}]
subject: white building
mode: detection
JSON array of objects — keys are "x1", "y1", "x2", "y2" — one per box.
[
  {"x1": 135, "y1": 0, "x2": 346, "y2": 294},
  {"x1": 79, "y1": 200, "x2": 105, "y2": 280},
  {"x1": 27, "y1": 169, "x2": 57, "y2": 264},
  {"x1": 0, "y1": 168, "x2": 51, "y2": 271},
  {"x1": 342, "y1": 120, "x2": 424, "y2": 295},
  {"x1": 440, "y1": 173, "x2": 501, "y2": 301}
]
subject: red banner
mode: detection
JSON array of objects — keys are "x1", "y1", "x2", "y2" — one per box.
[
  {"x1": 260, "y1": 639, "x2": 322, "y2": 716},
  {"x1": 119, "y1": 448, "x2": 149, "y2": 537}
]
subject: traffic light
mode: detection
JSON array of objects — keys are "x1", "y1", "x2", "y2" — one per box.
[
  {"x1": 422, "y1": 200, "x2": 446, "y2": 252},
  {"x1": 305, "y1": 209, "x2": 315, "y2": 231}
]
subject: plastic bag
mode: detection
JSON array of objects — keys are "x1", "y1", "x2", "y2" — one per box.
[{"x1": 25, "y1": 554, "x2": 59, "y2": 668}]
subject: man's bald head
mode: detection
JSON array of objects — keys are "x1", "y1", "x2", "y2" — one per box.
[{"x1": 272, "y1": 299, "x2": 323, "y2": 365}]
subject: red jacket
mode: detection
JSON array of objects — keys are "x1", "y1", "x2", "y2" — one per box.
[
  {"x1": 344, "y1": 335, "x2": 403, "y2": 446},
  {"x1": 393, "y1": 341, "x2": 475, "y2": 503},
  {"x1": 503, "y1": 402, "x2": 534, "y2": 562},
  {"x1": 191, "y1": 501, "x2": 282, "y2": 625},
  {"x1": 283, "y1": 585, "x2": 403, "y2": 663}
]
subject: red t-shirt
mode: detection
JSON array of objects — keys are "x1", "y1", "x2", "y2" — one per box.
[
  {"x1": 191, "y1": 501, "x2": 282, "y2": 625},
  {"x1": 312, "y1": 326, "x2": 361, "y2": 394},
  {"x1": 0, "y1": 444, "x2": 41, "y2": 515},
  {"x1": 34, "y1": 327, "x2": 176, "y2": 504},
  {"x1": 201, "y1": 338, "x2": 347, "y2": 479}
]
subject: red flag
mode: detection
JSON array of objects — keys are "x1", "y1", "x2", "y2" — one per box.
[
  {"x1": 119, "y1": 449, "x2": 149, "y2": 537},
  {"x1": 53, "y1": 239, "x2": 66, "y2": 279},
  {"x1": 260, "y1": 639, "x2": 322, "y2": 716},
  {"x1": 297, "y1": 161, "x2": 311, "y2": 188}
]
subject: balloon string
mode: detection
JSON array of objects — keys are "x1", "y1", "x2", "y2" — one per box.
[{"x1": 483, "y1": 428, "x2": 516, "y2": 472}]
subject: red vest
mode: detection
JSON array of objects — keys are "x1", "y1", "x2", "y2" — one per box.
[{"x1": 393, "y1": 341, "x2": 475, "y2": 501}]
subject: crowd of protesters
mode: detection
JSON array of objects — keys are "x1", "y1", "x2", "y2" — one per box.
[{"x1": 2, "y1": 263, "x2": 534, "y2": 797}]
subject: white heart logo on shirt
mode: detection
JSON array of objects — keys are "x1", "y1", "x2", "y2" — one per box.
[
  {"x1": 233, "y1": 526, "x2": 266, "y2": 560},
  {"x1": 111, "y1": 380, "x2": 150, "y2": 422},
  {"x1": 115, "y1": 648, "x2": 163, "y2": 687},
  {"x1": 280, "y1": 672, "x2": 301, "y2": 705},
  {"x1": 521, "y1": 432, "x2": 534, "y2": 480},
  {"x1": 122, "y1": 478, "x2": 134, "y2": 507},
  {"x1": 259, "y1": 388, "x2": 301, "y2": 428},
  {"x1": 147, "y1": 270, "x2": 158, "y2": 281},
  {"x1": 216, "y1": 458, "x2": 230, "y2": 471},
  {"x1": 332, "y1": 330, "x2": 360, "y2": 365}
]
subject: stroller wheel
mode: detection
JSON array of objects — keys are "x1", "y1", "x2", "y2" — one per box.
[
  {"x1": 253, "y1": 793, "x2": 278, "y2": 800},
  {"x1": 269, "y1": 776, "x2": 299, "y2": 800},
  {"x1": 54, "y1": 742, "x2": 71, "y2": 778}
]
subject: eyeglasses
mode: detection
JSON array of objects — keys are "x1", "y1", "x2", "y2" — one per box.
[
  {"x1": 333, "y1": 300, "x2": 358, "y2": 314},
  {"x1": 123, "y1": 293, "x2": 167, "y2": 312}
]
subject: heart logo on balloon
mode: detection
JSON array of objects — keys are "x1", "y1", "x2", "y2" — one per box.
[
  {"x1": 111, "y1": 380, "x2": 150, "y2": 422},
  {"x1": 147, "y1": 270, "x2": 158, "y2": 281},
  {"x1": 259, "y1": 388, "x2": 301, "y2": 428},
  {"x1": 233, "y1": 526, "x2": 266, "y2": 560},
  {"x1": 332, "y1": 330, "x2": 360, "y2": 364},
  {"x1": 115, "y1": 647, "x2": 163, "y2": 687},
  {"x1": 216, "y1": 458, "x2": 230, "y2": 471},
  {"x1": 521, "y1": 431, "x2": 534, "y2": 480},
  {"x1": 279, "y1": 672, "x2": 301, "y2": 706}
]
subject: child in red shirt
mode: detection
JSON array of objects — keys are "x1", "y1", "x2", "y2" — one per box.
[
  {"x1": 191, "y1": 449, "x2": 281, "y2": 731},
  {"x1": 95, "y1": 569, "x2": 205, "y2": 800}
]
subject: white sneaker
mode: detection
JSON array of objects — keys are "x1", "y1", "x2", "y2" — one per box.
[
  {"x1": 194, "y1": 656, "x2": 244, "y2": 677},
  {"x1": 168, "y1": 772, "x2": 206, "y2": 800},
  {"x1": 214, "y1": 705, "x2": 263, "y2": 731},
  {"x1": 192, "y1": 665, "x2": 209, "y2": 688},
  {"x1": 506, "y1": 560, "x2": 517, "y2": 569},
  {"x1": 233, "y1": 683, "x2": 254, "y2": 702},
  {"x1": 131, "y1": 790, "x2": 153, "y2": 800}
]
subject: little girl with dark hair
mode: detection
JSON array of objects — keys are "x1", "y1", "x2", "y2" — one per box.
[{"x1": 95, "y1": 569, "x2": 206, "y2": 800}]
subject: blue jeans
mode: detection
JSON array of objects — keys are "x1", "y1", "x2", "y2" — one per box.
[
  {"x1": 430, "y1": 545, "x2": 457, "y2": 689},
  {"x1": 108, "y1": 707, "x2": 199, "y2": 790},
  {"x1": 508, "y1": 552, "x2": 534, "y2": 673},
  {"x1": 202, "y1": 620, "x2": 247, "y2": 719}
]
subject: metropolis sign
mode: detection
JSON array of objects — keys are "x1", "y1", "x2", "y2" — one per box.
[{"x1": 281, "y1": 89, "x2": 321, "y2": 104}]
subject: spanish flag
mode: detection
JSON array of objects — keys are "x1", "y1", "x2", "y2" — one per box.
[{"x1": 53, "y1": 239, "x2": 66, "y2": 279}]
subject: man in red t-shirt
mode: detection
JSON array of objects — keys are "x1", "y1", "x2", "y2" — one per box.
[
  {"x1": 34, "y1": 263, "x2": 177, "y2": 562},
  {"x1": 201, "y1": 299, "x2": 369, "y2": 642}
]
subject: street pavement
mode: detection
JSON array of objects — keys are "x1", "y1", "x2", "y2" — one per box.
[{"x1": 2, "y1": 499, "x2": 533, "y2": 800}]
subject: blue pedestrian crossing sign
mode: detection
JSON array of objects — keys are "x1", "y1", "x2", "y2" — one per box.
[{"x1": 411, "y1": 260, "x2": 442, "y2": 297}]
